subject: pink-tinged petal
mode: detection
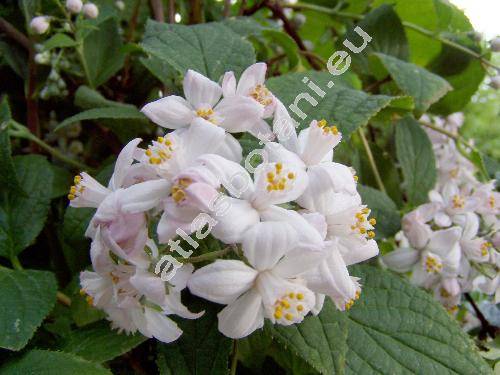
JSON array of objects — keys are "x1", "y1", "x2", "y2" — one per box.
[
  {"x1": 109, "y1": 138, "x2": 142, "y2": 190},
  {"x1": 141, "y1": 96, "x2": 194, "y2": 129},
  {"x1": 382, "y1": 247, "x2": 419, "y2": 273},
  {"x1": 130, "y1": 268, "x2": 166, "y2": 306},
  {"x1": 157, "y1": 200, "x2": 200, "y2": 243},
  {"x1": 264, "y1": 142, "x2": 306, "y2": 169},
  {"x1": 427, "y1": 227, "x2": 462, "y2": 257},
  {"x1": 222, "y1": 71, "x2": 237, "y2": 97},
  {"x1": 216, "y1": 96, "x2": 264, "y2": 133},
  {"x1": 236, "y1": 62, "x2": 267, "y2": 96},
  {"x1": 184, "y1": 69, "x2": 222, "y2": 109},
  {"x1": 188, "y1": 260, "x2": 258, "y2": 304},
  {"x1": 402, "y1": 210, "x2": 432, "y2": 250},
  {"x1": 184, "y1": 182, "x2": 220, "y2": 212},
  {"x1": 434, "y1": 211, "x2": 452, "y2": 227},
  {"x1": 442, "y1": 278, "x2": 460, "y2": 296},
  {"x1": 144, "y1": 308, "x2": 183, "y2": 343},
  {"x1": 197, "y1": 154, "x2": 254, "y2": 200},
  {"x1": 242, "y1": 222, "x2": 297, "y2": 271},
  {"x1": 120, "y1": 179, "x2": 170, "y2": 213},
  {"x1": 211, "y1": 197, "x2": 260, "y2": 243},
  {"x1": 217, "y1": 289, "x2": 264, "y2": 339},
  {"x1": 100, "y1": 226, "x2": 149, "y2": 268},
  {"x1": 273, "y1": 100, "x2": 299, "y2": 153},
  {"x1": 169, "y1": 263, "x2": 194, "y2": 291},
  {"x1": 216, "y1": 133, "x2": 243, "y2": 163}
]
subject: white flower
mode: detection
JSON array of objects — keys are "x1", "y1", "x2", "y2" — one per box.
[
  {"x1": 141, "y1": 69, "x2": 265, "y2": 137},
  {"x1": 66, "y1": 0, "x2": 83, "y2": 14},
  {"x1": 30, "y1": 16, "x2": 50, "y2": 34},
  {"x1": 196, "y1": 154, "x2": 315, "y2": 244},
  {"x1": 222, "y1": 63, "x2": 276, "y2": 117},
  {"x1": 455, "y1": 213, "x2": 492, "y2": 263},
  {"x1": 187, "y1": 222, "x2": 325, "y2": 338},
  {"x1": 83, "y1": 3, "x2": 99, "y2": 18},
  {"x1": 80, "y1": 232, "x2": 202, "y2": 343},
  {"x1": 472, "y1": 181, "x2": 499, "y2": 217},
  {"x1": 265, "y1": 117, "x2": 361, "y2": 214},
  {"x1": 429, "y1": 182, "x2": 477, "y2": 227},
  {"x1": 473, "y1": 275, "x2": 500, "y2": 303},
  {"x1": 383, "y1": 227, "x2": 462, "y2": 293}
]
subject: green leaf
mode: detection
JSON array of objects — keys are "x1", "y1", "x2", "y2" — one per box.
[
  {"x1": 141, "y1": 20, "x2": 255, "y2": 81},
  {"x1": 156, "y1": 302, "x2": 232, "y2": 375},
  {"x1": 74, "y1": 86, "x2": 138, "y2": 110},
  {"x1": 18, "y1": 0, "x2": 39, "y2": 26},
  {"x1": 269, "y1": 299, "x2": 349, "y2": 374},
  {"x1": 0, "y1": 350, "x2": 111, "y2": 374},
  {"x1": 50, "y1": 165, "x2": 73, "y2": 199},
  {"x1": 266, "y1": 71, "x2": 403, "y2": 135},
  {"x1": 0, "y1": 155, "x2": 54, "y2": 258},
  {"x1": 237, "y1": 329, "x2": 273, "y2": 371},
  {"x1": 81, "y1": 17, "x2": 126, "y2": 88},
  {"x1": 395, "y1": 116, "x2": 437, "y2": 206},
  {"x1": 43, "y1": 33, "x2": 78, "y2": 50},
  {"x1": 0, "y1": 269, "x2": 57, "y2": 350},
  {"x1": 371, "y1": 53, "x2": 452, "y2": 116},
  {"x1": 66, "y1": 274, "x2": 105, "y2": 327},
  {"x1": 60, "y1": 321, "x2": 146, "y2": 363},
  {"x1": 0, "y1": 97, "x2": 24, "y2": 195},
  {"x1": 55, "y1": 107, "x2": 146, "y2": 132},
  {"x1": 345, "y1": 4, "x2": 408, "y2": 75},
  {"x1": 357, "y1": 185, "x2": 401, "y2": 239},
  {"x1": 262, "y1": 29, "x2": 300, "y2": 70},
  {"x1": 0, "y1": 41, "x2": 28, "y2": 79},
  {"x1": 345, "y1": 265, "x2": 491, "y2": 374}
]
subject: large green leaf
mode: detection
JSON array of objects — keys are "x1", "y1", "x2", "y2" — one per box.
[
  {"x1": 0, "y1": 350, "x2": 111, "y2": 374},
  {"x1": 269, "y1": 299, "x2": 349, "y2": 374},
  {"x1": 344, "y1": 265, "x2": 491, "y2": 374},
  {"x1": 0, "y1": 97, "x2": 24, "y2": 195},
  {"x1": 60, "y1": 321, "x2": 147, "y2": 363},
  {"x1": 156, "y1": 302, "x2": 232, "y2": 375},
  {"x1": 141, "y1": 20, "x2": 255, "y2": 80},
  {"x1": 395, "y1": 116, "x2": 437, "y2": 206},
  {"x1": 372, "y1": 53, "x2": 452, "y2": 116},
  {"x1": 0, "y1": 155, "x2": 54, "y2": 258},
  {"x1": 266, "y1": 71, "x2": 403, "y2": 135},
  {"x1": 81, "y1": 17, "x2": 126, "y2": 88},
  {"x1": 345, "y1": 4, "x2": 408, "y2": 75},
  {"x1": 357, "y1": 184, "x2": 401, "y2": 239},
  {"x1": 55, "y1": 107, "x2": 146, "y2": 132},
  {"x1": 0, "y1": 269, "x2": 57, "y2": 350}
]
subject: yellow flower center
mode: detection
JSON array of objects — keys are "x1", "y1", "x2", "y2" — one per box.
[
  {"x1": 171, "y1": 177, "x2": 193, "y2": 203},
  {"x1": 195, "y1": 108, "x2": 217, "y2": 124},
  {"x1": 266, "y1": 163, "x2": 295, "y2": 192},
  {"x1": 350, "y1": 208, "x2": 376, "y2": 239},
  {"x1": 250, "y1": 84, "x2": 273, "y2": 106},
  {"x1": 481, "y1": 242, "x2": 492, "y2": 257},
  {"x1": 317, "y1": 119, "x2": 339, "y2": 135},
  {"x1": 68, "y1": 174, "x2": 85, "y2": 201},
  {"x1": 452, "y1": 194, "x2": 465, "y2": 209},
  {"x1": 489, "y1": 195, "x2": 495, "y2": 209},
  {"x1": 424, "y1": 254, "x2": 443, "y2": 274},
  {"x1": 273, "y1": 292, "x2": 305, "y2": 322},
  {"x1": 146, "y1": 136, "x2": 175, "y2": 165}
]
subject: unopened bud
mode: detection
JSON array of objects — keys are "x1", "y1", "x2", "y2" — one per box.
[
  {"x1": 491, "y1": 37, "x2": 500, "y2": 52},
  {"x1": 30, "y1": 16, "x2": 50, "y2": 35},
  {"x1": 83, "y1": 3, "x2": 99, "y2": 19},
  {"x1": 490, "y1": 75, "x2": 500, "y2": 90},
  {"x1": 66, "y1": 0, "x2": 83, "y2": 14},
  {"x1": 115, "y1": 0, "x2": 125, "y2": 11}
]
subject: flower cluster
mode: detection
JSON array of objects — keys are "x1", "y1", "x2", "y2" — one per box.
[
  {"x1": 73, "y1": 63, "x2": 379, "y2": 342},
  {"x1": 383, "y1": 113, "x2": 499, "y2": 312}
]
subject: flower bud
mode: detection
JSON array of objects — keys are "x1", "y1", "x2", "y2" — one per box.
[
  {"x1": 83, "y1": 3, "x2": 99, "y2": 19},
  {"x1": 30, "y1": 16, "x2": 50, "y2": 35},
  {"x1": 34, "y1": 51, "x2": 51, "y2": 65},
  {"x1": 491, "y1": 37, "x2": 500, "y2": 52},
  {"x1": 115, "y1": 0, "x2": 125, "y2": 10},
  {"x1": 490, "y1": 75, "x2": 500, "y2": 90},
  {"x1": 66, "y1": 0, "x2": 83, "y2": 14}
]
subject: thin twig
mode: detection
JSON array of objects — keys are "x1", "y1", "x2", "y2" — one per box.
[
  {"x1": 223, "y1": 0, "x2": 231, "y2": 18},
  {"x1": 0, "y1": 17, "x2": 33, "y2": 52},
  {"x1": 150, "y1": 0, "x2": 165, "y2": 22},
  {"x1": 464, "y1": 293, "x2": 498, "y2": 340},
  {"x1": 188, "y1": 0, "x2": 204, "y2": 24},
  {"x1": 241, "y1": 0, "x2": 266, "y2": 16},
  {"x1": 179, "y1": 247, "x2": 232, "y2": 264},
  {"x1": 57, "y1": 291, "x2": 72, "y2": 306},
  {"x1": 238, "y1": 0, "x2": 247, "y2": 16},
  {"x1": 168, "y1": 0, "x2": 176, "y2": 23},
  {"x1": 358, "y1": 127, "x2": 386, "y2": 193}
]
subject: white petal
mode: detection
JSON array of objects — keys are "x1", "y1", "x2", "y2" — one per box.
[
  {"x1": 300, "y1": 211, "x2": 327, "y2": 240},
  {"x1": 222, "y1": 71, "x2": 237, "y2": 97},
  {"x1": 298, "y1": 121, "x2": 342, "y2": 166},
  {"x1": 338, "y1": 236, "x2": 379, "y2": 265},
  {"x1": 264, "y1": 142, "x2": 306, "y2": 169},
  {"x1": 187, "y1": 260, "x2": 258, "y2": 304},
  {"x1": 236, "y1": 62, "x2": 267, "y2": 96},
  {"x1": 211, "y1": 197, "x2": 260, "y2": 243},
  {"x1": 141, "y1": 96, "x2": 194, "y2": 129},
  {"x1": 169, "y1": 263, "x2": 194, "y2": 291},
  {"x1": 69, "y1": 172, "x2": 110, "y2": 208},
  {"x1": 252, "y1": 162, "x2": 308, "y2": 209},
  {"x1": 130, "y1": 268, "x2": 166, "y2": 306},
  {"x1": 426, "y1": 227, "x2": 462, "y2": 257},
  {"x1": 163, "y1": 291, "x2": 204, "y2": 319},
  {"x1": 434, "y1": 211, "x2": 452, "y2": 227},
  {"x1": 460, "y1": 212, "x2": 479, "y2": 240},
  {"x1": 183, "y1": 69, "x2": 222, "y2": 109},
  {"x1": 144, "y1": 308, "x2": 183, "y2": 343},
  {"x1": 273, "y1": 100, "x2": 299, "y2": 153},
  {"x1": 273, "y1": 246, "x2": 326, "y2": 278},
  {"x1": 216, "y1": 96, "x2": 264, "y2": 133},
  {"x1": 217, "y1": 289, "x2": 264, "y2": 339},
  {"x1": 180, "y1": 118, "x2": 227, "y2": 164},
  {"x1": 382, "y1": 248, "x2": 419, "y2": 273},
  {"x1": 120, "y1": 179, "x2": 170, "y2": 213},
  {"x1": 216, "y1": 133, "x2": 243, "y2": 163},
  {"x1": 196, "y1": 154, "x2": 254, "y2": 200},
  {"x1": 242, "y1": 222, "x2": 297, "y2": 271},
  {"x1": 248, "y1": 118, "x2": 274, "y2": 141},
  {"x1": 109, "y1": 138, "x2": 142, "y2": 190}
]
